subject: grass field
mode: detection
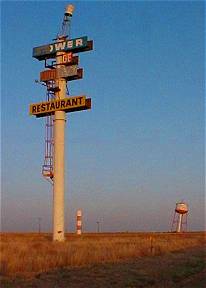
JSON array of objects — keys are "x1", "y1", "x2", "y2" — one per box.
[{"x1": 0, "y1": 232, "x2": 205, "y2": 287}]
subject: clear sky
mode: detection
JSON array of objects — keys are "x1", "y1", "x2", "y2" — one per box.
[{"x1": 1, "y1": 1, "x2": 205, "y2": 232}]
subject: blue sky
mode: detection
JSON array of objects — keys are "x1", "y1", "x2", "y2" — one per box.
[{"x1": 1, "y1": 1, "x2": 205, "y2": 232}]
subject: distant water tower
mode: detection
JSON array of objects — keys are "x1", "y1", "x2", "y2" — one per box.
[{"x1": 171, "y1": 202, "x2": 188, "y2": 232}]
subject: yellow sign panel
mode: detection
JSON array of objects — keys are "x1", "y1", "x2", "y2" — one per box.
[{"x1": 30, "y1": 96, "x2": 87, "y2": 117}]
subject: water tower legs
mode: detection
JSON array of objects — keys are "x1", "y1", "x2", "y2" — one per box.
[
  {"x1": 171, "y1": 211, "x2": 188, "y2": 233},
  {"x1": 177, "y1": 213, "x2": 183, "y2": 233}
]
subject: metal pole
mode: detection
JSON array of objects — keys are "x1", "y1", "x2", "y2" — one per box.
[
  {"x1": 171, "y1": 211, "x2": 176, "y2": 232},
  {"x1": 96, "y1": 221, "x2": 100, "y2": 233},
  {"x1": 38, "y1": 217, "x2": 42, "y2": 233},
  {"x1": 53, "y1": 47, "x2": 66, "y2": 242}
]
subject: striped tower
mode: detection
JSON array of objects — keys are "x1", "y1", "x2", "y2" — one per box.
[{"x1": 76, "y1": 210, "x2": 82, "y2": 235}]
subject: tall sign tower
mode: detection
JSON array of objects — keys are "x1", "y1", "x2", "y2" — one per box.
[{"x1": 30, "y1": 4, "x2": 93, "y2": 241}]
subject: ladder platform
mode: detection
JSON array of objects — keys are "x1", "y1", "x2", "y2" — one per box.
[{"x1": 42, "y1": 170, "x2": 54, "y2": 178}]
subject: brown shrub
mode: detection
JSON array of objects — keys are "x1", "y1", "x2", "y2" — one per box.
[{"x1": 0, "y1": 232, "x2": 205, "y2": 277}]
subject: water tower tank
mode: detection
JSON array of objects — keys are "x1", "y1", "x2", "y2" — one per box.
[{"x1": 175, "y1": 202, "x2": 188, "y2": 214}]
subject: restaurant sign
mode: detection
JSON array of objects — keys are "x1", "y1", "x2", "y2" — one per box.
[{"x1": 30, "y1": 96, "x2": 91, "y2": 117}]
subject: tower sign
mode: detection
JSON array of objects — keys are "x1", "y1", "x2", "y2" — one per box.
[
  {"x1": 30, "y1": 4, "x2": 93, "y2": 242},
  {"x1": 33, "y1": 36, "x2": 93, "y2": 60},
  {"x1": 40, "y1": 65, "x2": 80, "y2": 82}
]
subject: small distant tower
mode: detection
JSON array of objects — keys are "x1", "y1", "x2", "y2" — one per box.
[
  {"x1": 171, "y1": 202, "x2": 188, "y2": 232},
  {"x1": 76, "y1": 210, "x2": 82, "y2": 235}
]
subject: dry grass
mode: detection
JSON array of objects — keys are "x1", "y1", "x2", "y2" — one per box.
[{"x1": 0, "y1": 232, "x2": 205, "y2": 278}]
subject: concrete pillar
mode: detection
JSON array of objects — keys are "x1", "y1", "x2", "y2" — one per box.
[{"x1": 53, "y1": 47, "x2": 66, "y2": 241}]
